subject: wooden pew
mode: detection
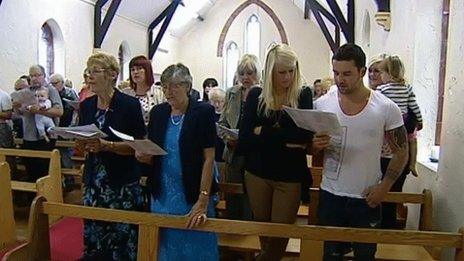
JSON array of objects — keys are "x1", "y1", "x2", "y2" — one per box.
[
  {"x1": 217, "y1": 178, "x2": 437, "y2": 259},
  {"x1": 0, "y1": 163, "x2": 16, "y2": 250},
  {"x1": 3, "y1": 196, "x2": 464, "y2": 261},
  {"x1": 0, "y1": 148, "x2": 63, "y2": 204},
  {"x1": 12, "y1": 138, "x2": 83, "y2": 179}
]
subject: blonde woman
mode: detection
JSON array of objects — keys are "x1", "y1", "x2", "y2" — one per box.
[
  {"x1": 239, "y1": 44, "x2": 313, "y2": 261},
  {"x1": 77, "y1": 53, "x2": 146, "y2": 260},
  {"x1": 219, "y1": 54, "x2": 261, "y2": 220},
  {"x1": 377, "y1": 55, "x2": 423, "y2": 229},
  {"x1": 368, "y1": 53, "x2": 389, "y2": 90}
]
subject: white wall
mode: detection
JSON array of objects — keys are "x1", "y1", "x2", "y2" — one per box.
[
  {"x1": 357, "y1": 1, "x2": 464, "y2": 258},
  {"x1": 0, "y1": 0, "x2": 160, "y2": 93},
  {"x1": 177, "y1": 0, "x2": 331, "y2": 93}
]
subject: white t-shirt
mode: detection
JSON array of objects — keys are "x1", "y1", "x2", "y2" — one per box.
[
  {"x1": 0, "y1": 89, "x2": 12, "y2": 123},
  {"x1": 314, "y1": 90, "x2": 403, "y2": 198}
]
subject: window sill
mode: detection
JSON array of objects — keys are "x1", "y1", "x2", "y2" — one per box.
[{"x1": 418, "y1": 159, "x2": 438, "y2": 173}]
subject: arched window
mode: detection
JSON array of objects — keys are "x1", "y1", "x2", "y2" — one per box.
[
  {"x1": 245, "y1": 14, "x2": 261, "y2": 59},
  {"x1": 224, "y1": 42, "x2": 240, "y2": 88},
  {"x1": 38, "y1": 19, "x2": 65, "y2": 76},
  {"x1": 39, "y1": 23, "x2": 54, "y2": 76},
  {"x1": 118, "y1": 41, "x2": 130, "y2": 82}
]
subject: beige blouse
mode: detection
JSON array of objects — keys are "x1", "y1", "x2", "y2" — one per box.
[{"x1": 122, "y1": 84, "x2": 166, "y2": 124}]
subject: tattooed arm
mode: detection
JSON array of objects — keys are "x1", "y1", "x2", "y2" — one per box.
[{"x1": 364, "y1": 125, "x2": 409, "y2": 207}]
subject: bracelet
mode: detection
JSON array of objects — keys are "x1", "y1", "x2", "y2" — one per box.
[{"x1": 199, "y1": 190, "x2": 209, "y2": 196}]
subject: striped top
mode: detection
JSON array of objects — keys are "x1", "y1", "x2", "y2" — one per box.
[{"x1": 377, "y1": 83, "x2": 422, "y2": 123}]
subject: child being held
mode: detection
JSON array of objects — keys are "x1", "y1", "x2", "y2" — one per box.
[
  {"x1": 377, "y1": 55, "x2": 423, "y2": 176},
  {"x1": 27, "y1": 87, "x2": 55, "y2": 142}
]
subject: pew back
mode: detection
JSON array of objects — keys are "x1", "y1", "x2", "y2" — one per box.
[
  {"x1": 0, "y1": 148, "x2": 63, "y2": 204},
  {"x1": 3, "y1": 196, "x2": 464, "y2": 261},
  {"x1": 0, "y1": 163, "x2": 16, "y2": 250}
]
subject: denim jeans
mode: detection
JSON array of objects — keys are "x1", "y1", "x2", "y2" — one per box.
[{"x1": 318, "y1": 189, "x2": 381, "y2": 261}]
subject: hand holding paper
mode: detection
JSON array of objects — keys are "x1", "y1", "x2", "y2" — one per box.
[
  {"x1": 283, "y1": 106, "x2": 342, "y2": 134},
  {"x1": 49, "y1": 124, "x2": 108, "y2": 139},
  {"x1": 109, "y1": 127, "x2": 166, "y2": 155},
  {"x1": 216, "y1": 123, "x2": 239, "y2": 140}
]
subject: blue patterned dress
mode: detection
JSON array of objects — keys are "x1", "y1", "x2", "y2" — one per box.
[
  {"x1": 151, "y1": 114, "x2": 219, "y2": 261},
  {"x1": 83, "y1": 109, "x2": 143, "y2": 260}
]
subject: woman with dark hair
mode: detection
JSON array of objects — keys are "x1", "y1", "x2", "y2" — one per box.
[
  {"x1": 137, "y1": 63, "x2": 218, "y2": 260},
  {"x1": 201, "y1": 77, "x2": 218, "y2": 102},
  {"x1": 122, "y1": 55, "x2": 165, "y2": 124}
]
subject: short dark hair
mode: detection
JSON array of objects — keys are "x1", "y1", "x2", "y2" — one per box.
[
  {"x1": 332, "y1": 43, "x2": 366, "y2": 69},
  {"x1": 20, "y1": 75, "x2": 31, "y2": 85},
  {"x1": 202, "y1": 78, "x2": 218, "y2": 88},
  {"x1": 313, "y1": 79, "x2": 321, "y2": 85}
]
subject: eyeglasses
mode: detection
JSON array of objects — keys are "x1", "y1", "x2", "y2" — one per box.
[
  {"x1": 161, "y1": 82, "x2": 186, "y2": 91},
  {"x1": 30, "y1": 73, "x2": 44, "y2": 78},
  {"x1": 84, "y1": 68, "x2": 107, "y2": 76},
  {"x1": 50, "y1": 81, "x2": 61, "y2": 85}
]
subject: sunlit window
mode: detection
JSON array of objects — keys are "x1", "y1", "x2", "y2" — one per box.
[
  {"x1": 39, "y1": 23, "x2": 54, "y2": 76},
  {"x1": 245, "y1": 15, "x2": 260, "y2": 59},
  {"x1": 225, "y1": 42, "x2": 240, "y2": 88}
]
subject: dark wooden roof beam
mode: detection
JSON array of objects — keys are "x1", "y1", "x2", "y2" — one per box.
[
  {"x1": 148, "y1": 0, "x2": 181, "y2": 60},
  {"x1": 94, "y1": 0, "x2": 122, "y2": 48}
]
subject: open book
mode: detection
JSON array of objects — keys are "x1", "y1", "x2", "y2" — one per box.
[
  {"x1": 216, "y1": 123, "x2": 239, "y2": 140},
  {"x1": 11, "y1": 89, "x2": 37, "y2": 107},
  {"x1": 109, "y1": 127, "x2": 167, "y2": 155},
  {"x1": 49, "y1": 124, "x2": 107, "y2": 140}
]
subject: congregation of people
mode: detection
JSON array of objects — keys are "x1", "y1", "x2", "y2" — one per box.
[{"x1": 0, "y1": 42, "x2": 425, "y2": 261}]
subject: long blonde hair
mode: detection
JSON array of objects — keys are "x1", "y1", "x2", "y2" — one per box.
[{"x1": 259, "y1": 43, "x2": 302, "y2": 116}]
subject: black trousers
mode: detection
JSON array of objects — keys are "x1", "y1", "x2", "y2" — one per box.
[
  {"x1": 22, "y1": 139, "x2": 56, "y2": 181},
  {"x1": 380, "y1": 157, "x2": 409, "y2": 229}
]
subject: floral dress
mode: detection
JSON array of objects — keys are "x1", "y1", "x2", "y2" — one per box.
[{"x1": 82, "y1": 109, "x2": 143, "y2": 260}]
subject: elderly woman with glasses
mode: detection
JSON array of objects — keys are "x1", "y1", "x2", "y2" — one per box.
[
  {"x1": 218, "y1": 54, "x2": 261, "y2": 221},
  {"x1": 137, "y1": 63, "x2": 218, "y2": 260},
  {"x1": 76, "y1": 53, "x2": 146, "y2": 260}
]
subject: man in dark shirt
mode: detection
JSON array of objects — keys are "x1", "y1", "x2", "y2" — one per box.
[{"x1": 50, "y1": 73, "x2": 79, "y2": 188}]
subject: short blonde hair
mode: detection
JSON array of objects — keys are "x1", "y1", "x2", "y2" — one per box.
[
  {"x1": 368, "y1": 53, "x2": 389, "y2": 68},
  {"x1": 380, "y1": 55, "x2": 406, "y2": 85},
  {"x1": 87, "y1": 52, "x2": 119, "y2": 72},
  {"x1": 236, "y1": 54, "x2": 261, "y2": 85},
  {"x1": 208, "y1": 87, "x2": 225, "y2": 101},
  {"x1": 320, "y1": 77, "x2": 334, "y2": 92},
  {"x1": 260, "y1": 43, "x2": 302, "y2": 116}
]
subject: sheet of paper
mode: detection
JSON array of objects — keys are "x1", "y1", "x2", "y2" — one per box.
[
  {"x1": 283, "y1": 106, "x2": 342, "y2": 134},
  {"x1": 49, "y1": 124, "x2": 107, "y2": 139},
  {"x1": 322, "y1": 127, "x2": 347, "y2": 180},
  {"x1": 109, "y1": 127, "x2": 134, "y2": 141},
  {"x1": 216, "y1": 123, "x2": 239, "y2": 140},
  {"x1": 10, "y1": 89, "x2": 36, "y2": 106},
  {"x1": 62, "y1": 98, "x2": 80, "y2": 110},
  {"x1": 125, "y1": 139, "x2": 167, "y2": 155},
  {"x1": 109, "y1": 127, "x2": 166, "y2": 155}
]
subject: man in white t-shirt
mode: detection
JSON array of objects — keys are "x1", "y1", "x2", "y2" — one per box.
[{"x1": 313, "y1": 43, "x2": 408, "y2": 260}]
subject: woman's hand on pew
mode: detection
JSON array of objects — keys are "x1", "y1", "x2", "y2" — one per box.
[
  {"x1": 186, "y1": 195, "x2": 209, "y2": 229},
  {"x1": 362, "y1": 183, "x2": 390, "y2": 208},
  {"x1": 312, "y1": 132, "x2": 331, "y2": 152}
]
